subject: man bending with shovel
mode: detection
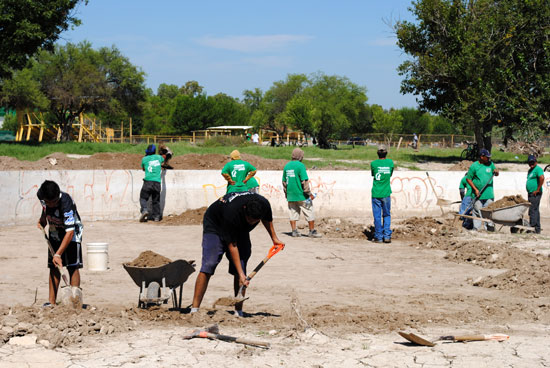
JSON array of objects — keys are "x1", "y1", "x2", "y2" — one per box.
[
  {"x1": 466, "y1": 148, "x2": 499, "y2": 231},
  {"x1": 191, "y1": 192, "x2": 284, "y2": 316},
  {"x1": 37, "y1": 180, "x2": 83, "y2": 307}
]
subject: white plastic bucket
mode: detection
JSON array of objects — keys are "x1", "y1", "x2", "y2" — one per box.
[{"x1": 86, "y1": 243, "x2": 109, "y2": 271}]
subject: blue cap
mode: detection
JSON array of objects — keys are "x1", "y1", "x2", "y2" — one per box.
[
  {"x1": 145, "y1": 144, "x2": 156, "y2": 155},
  {"x1": 479, "y1": 148, "x2": 491, "y2": 157},
  {"x1": 528, "y1": 154, "x2": 537, "y2": 163}
]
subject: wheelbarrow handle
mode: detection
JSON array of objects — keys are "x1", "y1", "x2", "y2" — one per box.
[{"x1": 464, "y1": 172, "x2": 495, "y2": 214}]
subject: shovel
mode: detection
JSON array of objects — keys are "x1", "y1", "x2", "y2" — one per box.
[
  {"x1": 213, "y1": 243, "x2": 284, "y2": 307},
  {"x1": 399, "y1": 331, "x2": 509, "y2": 347},
  {"x1": 183, "y1": 324, "x2": 270, "y2": 348},
  {"x1": 425, "y1": 172, "x2": 456, "y2": 213},
  {"x1": 41, "y1": 226, "x2": 83, "y2": 308}
]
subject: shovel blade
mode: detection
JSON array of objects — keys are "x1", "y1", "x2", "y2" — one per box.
[
  {"x1": 71, "y1": 287, "x2": 83, "y2": 309},
  {"x1": 212, "y1": 296, "x2": 249, "y2": 307},
  {"x1": 60, "y1": 286, "x2": 73, "y2": 306},
  {"x1": 399, "y1": 332, "x2": 436, "y2": 347}
]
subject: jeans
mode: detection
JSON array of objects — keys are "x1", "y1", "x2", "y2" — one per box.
[
  {"x1": 459, "y1": 195, "x2": 473, "y2": 229},
  {"x1": 372, "y1": 197, "x2": 391, "y2": 240},
  {"x1": 528, "y1": 192, "x2": 541, "y2": 233},
  {"x1": 472, "y1": 198, "x2": 493, "y2": 230}
]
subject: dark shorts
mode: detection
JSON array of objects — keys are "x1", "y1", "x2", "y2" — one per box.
[
  {"x1": 199, "y1": 233, "x2": 251, "y2": 276},
  {"x1": 47, "y1": 240, "x2": 83, "y2": 269}
]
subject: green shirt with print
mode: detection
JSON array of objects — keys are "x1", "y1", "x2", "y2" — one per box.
[
  {"x1": 466, "y1": 161, "x2": 496, "y2": 200},
  {"x1": 247, "y1": 176, "x2": 259, "y2": 190},
  {"x1": 282, "y1": 160, "x2": 309, "y2": 202},
  {"x1": 142, "y1": 155, "x2": 164, "y2": 182},
  {"x1": 526, "y1": 165, "x2": 544, "y2": 194},
  {"x1": 459, "y1": 176, "x2": 472, "y2": 196},
  {"x1": 222, "y1": 159, "x2": 256, "y2": 193},
  {"x1": 371, "y1": 159, "x2": 394, "y2": 198}
]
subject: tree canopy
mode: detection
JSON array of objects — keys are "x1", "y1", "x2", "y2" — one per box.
[
  {"x1": 0, "y1": 0, "x2": 86, "y2": 79},
  {"x1": 395, "y1": 0, "x2": 550, "y2": 150}
]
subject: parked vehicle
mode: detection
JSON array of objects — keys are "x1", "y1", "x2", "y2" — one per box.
[{"x1": 346, "y1": 137, "x2": 366, "y2": 146}]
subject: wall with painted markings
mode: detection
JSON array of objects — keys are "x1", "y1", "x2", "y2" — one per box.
[{"x1": 1, "y1": 170, "x2": 548, "y2": 225}]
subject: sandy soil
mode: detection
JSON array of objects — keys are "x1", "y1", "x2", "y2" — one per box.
[{"x1": 1, "y1": 215, "x2": 549, "y2": 367}]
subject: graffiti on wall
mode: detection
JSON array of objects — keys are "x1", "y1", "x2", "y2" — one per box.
[
  {"x1": 391, "y1": 176, "x2": 445, "y2": 210},
  {"x1": 13, "y1": 170, "x2": 139, "y2": 223}
]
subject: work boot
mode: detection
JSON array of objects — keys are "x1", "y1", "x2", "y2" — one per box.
[
  {"x1": 291, "y1": 229, "x2": 301, "y2": 237},
  {"x1": 139, "y1": 211, "x2": 148, "y2": 223},
  {"x1": 153, "y1": 217, "x2": 161, "y2": 222},
  {"x1": 372, "y1": 238, "x2": 383, "y2": 243},
  {"x1": 308, "y1": 229, "x2": 322, "y2": 238},
  {"x1": 383, "y1": 238, "x2": 391, "y2": 244}
]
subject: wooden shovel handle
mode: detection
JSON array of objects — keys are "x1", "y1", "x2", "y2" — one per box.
[
  {"x1": 41, "y1": 227, "x2": 70, "y2": 287},
  {"x1": 199, "y1": 331, "x2": 270, "y2": 348}
]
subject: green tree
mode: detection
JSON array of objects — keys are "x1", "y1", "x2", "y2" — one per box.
[
  {"x1": 395, "y1": 0, "x2": 550, "y2": 150},
  {"x1": 285, "y1": 73, "x2": 369, "y2": 148},
  {"x1": 242, "y1": 88, "x2": 263, "y2": 113},
  {"x1": 171, "y1": 94, "x2": 211, "y2": 133},
  {"x1": 398, "y1": 107, "x2": 430, "y2": 134},
  {"x1": 157, "y1": 83, "x2": 180, "y2": 99},
  {"x1": 27, "y1": 42, "x2": 146, "y2": 140},
  {"x1": 0, "y1": 0, "x2": 86, "y2": 79},
  {"x1": 372, "y1": 105, "x2": 403, "y2": 145},
  {"x1": 179, "y1": 80, "x2": 204, "y2": 97},
  {"x1": 251, "y1": 74, "x2": 309, "y2": 137}
]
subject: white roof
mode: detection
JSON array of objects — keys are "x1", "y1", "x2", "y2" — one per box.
[{"x1": 206, "y1": 125, "x2": 253, "y2": 130}]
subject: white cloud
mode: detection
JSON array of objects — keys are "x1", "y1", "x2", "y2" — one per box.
[
  {"x1": 195, "y1": 34, "x2": 313, "y2": 52},
  {"x1": 241, "y1": 55, "x2": 293, "y2": 68}
]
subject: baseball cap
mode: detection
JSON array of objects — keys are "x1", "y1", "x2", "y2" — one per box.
[
  {"x1": 377, "y1": 144, "x2": 388, "y2": 152},
  {"x1": 528, "y1": 154, "x2": 537, "y2": 163},
  {"x1": 230, "y1": 150, "x2": 241, "y2": 160},
  {"x1": 479, "y1": 148, "x2": 491, "y2": 157}
]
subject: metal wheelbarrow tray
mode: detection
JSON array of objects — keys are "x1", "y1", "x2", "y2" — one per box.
[
  {"x1": 480, "y1": 203, "x2": 531, "y2": 226},
  {"x1": 123, "y1": 259, "x2": 195, "y2": 309}
]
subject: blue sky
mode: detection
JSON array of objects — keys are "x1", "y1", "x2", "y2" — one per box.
[{"x1": 61, "y1": 0, "x2": 418, "y2": 109}]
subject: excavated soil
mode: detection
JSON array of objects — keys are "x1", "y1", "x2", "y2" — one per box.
[
  {"x1": 124, "y1": 250, "x2": 172, "y2": 268},
  {"x1": 0, "y1": 152, "x2": 288, "y2": 171},
  {"x1": 448, "y1": 160, "x2": 473, "y2": 171},
  {"x1": 485, "y1": 194, "x2": 529, "y2": 210},
  {"x1": 161, "y1": 207, "x2": 207, "y2": 226}
]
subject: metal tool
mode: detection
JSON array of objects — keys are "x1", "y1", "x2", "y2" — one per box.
[{"x1": 183, "y1": 324, "x2": 270, "y2": 348}]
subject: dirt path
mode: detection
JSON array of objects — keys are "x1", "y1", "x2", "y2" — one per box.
[{"x1": 1, "y1": 217, "x2": 549, "y2": 366}]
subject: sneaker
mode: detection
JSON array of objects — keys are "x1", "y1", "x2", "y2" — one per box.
[
  {"x1": 153, "y1": 217, "x2": 161, "y2": 222},
  {"x1": 383, "y1": 238, "x2": 391, "y2": 244},
  {"x1": 372, "y1": 238, "x2": 383, "y2": 243},
  {"x1": 291, "y1": 230, "x2": 301, "y2": 237},
  {"x1": 190, "y1": 307, "x2": 199, "y2": 314},
  {"x1": 308, "y1": 229, "x2": 322, "y2": 238},
  {"x1": 139, "y1": 212, "x2": 148, "y2": 223},
  {"x1": 234, "y1": 310, "x2": 244, "y2": 317},
  {"x1": 42, "y1": 302, "x2": 53, "y2": 308}
]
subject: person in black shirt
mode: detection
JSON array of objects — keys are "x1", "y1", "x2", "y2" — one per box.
[
  {"x1": 191, "y1": 192, "x2": 284, "y2": 316},
  {"x1": 37, "y1": 180, "x2": 83, "y2": 307}
]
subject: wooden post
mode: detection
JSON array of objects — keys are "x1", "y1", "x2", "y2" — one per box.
[
  {"x1": 286, "y1": 132, "x2": 289, "y2": 145},
  {"x1": 451, "y1": 134, "x2": 454, "y2": 147},
  {"x1": 129, "y1": 117, "x2": 132, "y2": 144},
  {"x1": 78, "y1": 113, "x2": 84, "y2": 142},
  {"x1": 120, "y1": 121, "x2": 124, "y2": 143},
  {"x1": 417, "y1": 134, "x2": 421, "y2": 150},
  {"x1": 193, "y1": 131, "x2": 196, "y2": 143},
  {"x1": 25, "y1": 112, "x2": 33, "y2": 141},
  {"x1": 397, "y1": 137, "x2": 403, "y2": 150}
]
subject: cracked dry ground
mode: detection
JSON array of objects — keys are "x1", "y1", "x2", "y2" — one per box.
[{"x1": 1, "y1": 216, "x2": 549, "y2": 367}]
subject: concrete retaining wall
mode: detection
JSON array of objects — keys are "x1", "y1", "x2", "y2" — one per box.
[{"x1": 1, "y1": 170, "x2": 548, "y2": 225}]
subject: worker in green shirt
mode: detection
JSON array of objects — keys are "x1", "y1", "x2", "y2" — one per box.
[
  {"x1": 371, "y1": 145, "x2": 394, "y2": 243},
  {"x1": 526, "y1": 154, "x2": 544, "y2": 233},
  {"x1": 466, "y1": 148, "x2": 499, "y2": 231},
  {"x1": 282, "y1": 148, "x2": 321, "y2": 238},
  {"x1": 221, "y1": 150, "x2": 258, "y2": 194},
  {"x1": 139, "y1": 144, "x2": 165, "y2": 222}
]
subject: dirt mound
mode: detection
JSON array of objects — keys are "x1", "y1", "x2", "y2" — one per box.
[
  {"x1": 125, "y1": 251, "x2": 172, "y2": 268},
  {"x1": 392, "y1": 216, "x2": 459, "y2": 241},
  {"x1": 486, "y1": 195, "x2": 528, "y2": 210},
  {"x1": 0, "y1": 152, "x2": 289, "y2": 171},
  {"x1": 449, "y1": 160, "x2": 473, "y2": 171},
  {"x1": 161, "y1": 207, "x2": 206, "y2": 226},
  {"x1": 309, "y1": 218, "x2": 368, "y2": 239}
]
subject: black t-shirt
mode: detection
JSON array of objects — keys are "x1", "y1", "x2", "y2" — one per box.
[
  {"x1": 203, "y1": 192, "x2": 273, "y2": 243},
  {"x1": 40, "y1": 192, "x2": 83, "y2": 243}
]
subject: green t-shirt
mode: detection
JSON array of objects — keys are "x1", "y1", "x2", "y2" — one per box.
[
  {"x1": 459, "y1": 176, "x2": 472, "y2": 196},
  {"x1": 247, "y1": 176, "x2": 259, "y2": 189},
  {"x1": 371, "y1": 159, "x2": 394, "y2": 198},
  {"x1": 222, "y1": 159, "x2": 256, "y2": 193},
  {"x1": 526, "y1": 165, "x2": 544, "y2": 194},
  {"x1": 282, "y1": 160, "x2": 309, "y2": 202},
  {"x1": 142, "y1": 155, "x2": 164, "y2": 182},
  {"x1": 466, "y1": 161, "x2": 496, "y2": 199}
]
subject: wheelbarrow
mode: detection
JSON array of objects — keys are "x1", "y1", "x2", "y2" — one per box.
[
  {"x1": 123, "y1": 259, "x2": 196, "y2": 309},
  {"x1": 480, "y1": 202, "x2": 534, "y2": 232}
]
